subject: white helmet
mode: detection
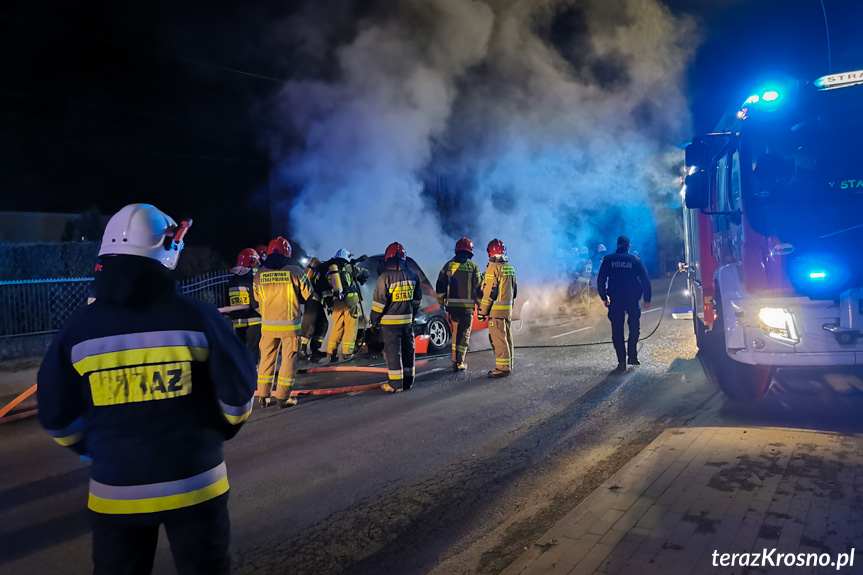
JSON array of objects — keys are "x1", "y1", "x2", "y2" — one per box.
[
  {"x1": 99, "y1": 204, "x2": 189, "y2": 270},
  {"x1": 334, "y1": 248, "x2": 352, "y2": 261},
  {"x1": 597, "y1": 243, "x2": 607, "y2": 253}
]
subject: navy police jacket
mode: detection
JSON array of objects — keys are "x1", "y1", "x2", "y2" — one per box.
[
  {"x1": 596, "y1": 248, "x2": 652, "y2": 304},
  {"x1": 37, "y1": 255, "x2": 256, "y2": 515}
]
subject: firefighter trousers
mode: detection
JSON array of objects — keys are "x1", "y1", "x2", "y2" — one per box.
[
  {"x1": 90, "y1": 492, "x2": 230, "y2": 575},
  {"x1": 328, "y1": 300, "x2": 359, "y2": 356},
  {"x1": 257, "y1": 333, "x2": 299, "y2": 400},
  {"x1": 301, "y1": 300, "x2": 328, "y2": 353},
  {"x1": 608, "y1": 299, "x2": 641, "y2": 365},
  {"x1": 235, "y1": 324, "x2": 261, "y2": 364},
  {"x1": 382, "y1": 324, "x2": 415, "y2": 390},
  {"x1": 488, "y1": 318, "x2": 514, "y2": 372},
  {"x1": 449, "y1": 309, "x2": 473, "y2": 365}
]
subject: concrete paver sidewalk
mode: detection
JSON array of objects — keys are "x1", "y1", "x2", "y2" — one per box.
[{"x1": 502, "y1": 427, "x2": 863, "y2": 575}]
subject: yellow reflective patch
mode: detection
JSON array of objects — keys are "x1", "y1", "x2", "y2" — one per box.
[
  {"x1": 230, "y1": 292, "x2": 250, "y2": 306},
  {"x1": 89, "y1": 362, "x2": 192, "y2": 406},
  {"x1": 501, "y1": 265, "x2": 516, "y2": 276},
  {"x1": 88, "y1": 476, "x2": 229, "y2": 514},
  {"x1": 73, "y1": 346, "x2": 208, "y2": 375},
  {"x1": 259, "y1": 271, "x2": 293, "y2": 284},
  {"x1": 53, "y1": 432, "x2": 83, "y2": 447},
  {"x1": 391, "y1": 285, "x2": 413, "y2": 302}
]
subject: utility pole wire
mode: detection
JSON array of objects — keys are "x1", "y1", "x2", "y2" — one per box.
[{"x1": 0, "y1": 13, "x2": 288, "y2": 84}]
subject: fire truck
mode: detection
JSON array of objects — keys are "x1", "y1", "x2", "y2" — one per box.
[{"x1": 681, "y1": 69, "x2": 863, "y2": 399}]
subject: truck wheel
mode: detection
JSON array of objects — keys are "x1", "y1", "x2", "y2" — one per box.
[{"x1": 704, "y1": 285, "x2": 773, "y2": 400}]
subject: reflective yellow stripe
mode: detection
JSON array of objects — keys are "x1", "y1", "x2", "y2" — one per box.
[
  {"x1": 261, "y1": 324, "x2": 301, "y2": 333},
  {"x1": 54, "y1": 432, "x2": 83, "y2": 447},
  {"x1": 89, "y1": 361, "x2": 193, "y2": 406},
  {"x1": 381, "y1": 317, "x2": 412, "y2": 325},
  {"x1": 88, "y1": 476, "x2": 229, "y2": 514},
  {"x1": 73, "y1": 346, "x2": 208, "y2": 375},
  {"x1": 219, "y1": 398, "x2": 253, "y2": 425}
]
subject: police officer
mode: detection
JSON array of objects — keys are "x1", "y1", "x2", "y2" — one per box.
[
  {"x1": 436, "y1": 237, "x2": 482, "y2": 371},
  {"x1": 253, "y1": 236, "x2": 314, "y2": 408},
  {"x1": 37, "y1": 204, "x2": 256, "y2": 574},
  {"x1": 227, "y1": 248, "x2": 262, "y2": 363},
  {"x1": 478, "y1": 238, "x2": 518, "y2": 378},
  {"x1": 370, "y1": 242, "x2": 422, "y2": 392},
  {"x1": 596, "y1": 235, "x2": 652, "y2": 373}
]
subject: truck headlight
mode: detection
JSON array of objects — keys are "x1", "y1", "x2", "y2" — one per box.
[{"x1": 758, "y1": 307, "x2": 799, "y2": 344}]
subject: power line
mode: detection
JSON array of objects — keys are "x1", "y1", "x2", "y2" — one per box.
[{"x1": 0, "y1": 13, "x2": 288, "y2": 84}]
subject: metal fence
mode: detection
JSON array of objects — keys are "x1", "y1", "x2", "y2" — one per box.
[{"x1": 0, "y1": 270, "x2": 233, "y2": 338}]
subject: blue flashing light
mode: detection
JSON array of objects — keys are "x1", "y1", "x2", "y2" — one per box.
[
  {"x1": 809, "y1": 271, "x2": 827, "y2": 279},
  {"x1": 762, "y1": 90, "x2": 780, "y2": 102},
  {"x1": 744, "y1": 94, "x2": 760, "y2": 104}
]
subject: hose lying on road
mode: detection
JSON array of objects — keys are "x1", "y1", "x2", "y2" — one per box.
[{"x1": 493, "y1": 269, "x2": 683, "y2": 351}]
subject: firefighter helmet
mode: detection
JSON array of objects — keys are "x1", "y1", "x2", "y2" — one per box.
[
  {"x1": 385, "y1": 242, "x2": 406, "y2": 260},
  {"x1": 597, "y1": 243, "x2": 606, "y2": 253},
  {"x1": 455, "y1": 237, "x2": 474, "y2": 255},
  {"x1": 236, "y1": 248, "x2": 260, "y2": 269},
  {"x1": 334, "y1": 248, "x2": 352, "y2": 261},
  {"x1": 487, "y1": 238, "x2": 506, "y2": 258},
  {"x1": 255, "y1": 244, "x2": 268, "y2": 259},
  {"x1": 267, "y1": 236, "x2": 292, "y2": 257},
  {"x1": 99, "y1": 203, "x2": 188, "y2": 270}
]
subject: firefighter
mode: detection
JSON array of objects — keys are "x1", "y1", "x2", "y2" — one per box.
[
  {"x1": 478, "y1": 238, "x2": 518, "y2": 378},
  {"x1": 324, "y1": 249, "x2": 368, "y2": 363},
  {"x1": 370, "y1": 242, "x2": 422, "y2": 392},
  {"x1": 436, "y1": 237, "x2": 482, "y2": 371},
  {"x1": 596, "y1": 235, "x2": 652, "y2": 373},
  {"x1": 37, "y1": 203, "x2": 255, "y2": 575},
  {"x1": 227, "y1": 248, "x2": 262, "y2": 363},
  {"x1": 299, "y1": 257, "x2": 329, "y2": 362},
  {"x1": 253, "y1": 236, "x2": 314, "y2": 408}
]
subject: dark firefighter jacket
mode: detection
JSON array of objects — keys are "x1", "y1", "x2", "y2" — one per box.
[
  {"x1": 596, "y1": 248, "x2": 652, "y2": 304},
  {"x1": 370, "y1": 258, "x2": 422, "y2": 327},
  {"x1": 253, "y1": 253, "x2": 314, "y2": 336},
  {"x1": 479, "y1": 258, "x2": 518, "y2": 319},
  {"x1": 227, "y1": 270, "x2": 261, "y2": 328},
  {"x1": 37, "y1": 255, "x2": 256, "y2": 515},
  {"x1": 435, "y1": 251, "x2": 482, "y2": 311}
]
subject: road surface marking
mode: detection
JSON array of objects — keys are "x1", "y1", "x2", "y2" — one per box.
[
  {"x1": 643, "y1": 307, "x2": 664, "y2": 314},
  {"x1": 550, "y1": 326, "x2": 592, "y2": 339}
]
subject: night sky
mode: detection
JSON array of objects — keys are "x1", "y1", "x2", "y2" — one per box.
[{"x1": 1, "y1": 0, "x2": 861, "y2": 258}]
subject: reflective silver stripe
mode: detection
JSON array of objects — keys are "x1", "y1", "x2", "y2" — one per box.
[
  {"x1": 229, "y1": 286, "x2": 249, "y2": 293},
  {"x1": 447, "y1": 298, "x2": 475, "y2": 304},
  {"x1": 382, "y1": 314, "x2": 412, "y2": 321},
  {"x1": 219, "y1": 398, "x2": 253, "y2": 417},
  {"x1": 71, "y1": 330, "x2": 208, "y2": 364},
  {"x1": 261, "y1": 319, "x2": 301, "y2": 326},
  {"x1": 89, "y1": 462, "x2": 227, "y2": 500},
  {"x1": 372, "y1": 301, "x2": 386, "y2": 311},
  {"x1": 388, "y1": 369, "x2": 402, "y2": 376}
]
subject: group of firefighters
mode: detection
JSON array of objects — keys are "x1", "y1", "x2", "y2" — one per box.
[
  {"x1": 225, "y1": 233, "x2": 519, "y2": 406},
  {"x1": 35, "y1": 202, "x2": 650, "y2": 574}
]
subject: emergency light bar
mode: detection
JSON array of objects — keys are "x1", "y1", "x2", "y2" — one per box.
[{"x1": 814, "y1": 69, "x2": 863, "y2": 90}]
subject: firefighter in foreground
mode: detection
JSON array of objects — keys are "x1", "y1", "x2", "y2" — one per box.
[
  {"x1": 37, "y1": 203, "x2": 256, "y2": 574},
  {"x1": 299, "y1": 257, "x2": 329, "y2": 362},
  {"x1": 227, "y1": 248, "x2": 262, "y2": 363},
  {"x1": 596, "y1": 235, "x2": 652, "y2": 373},
  {"x1": 436, "y1": 237, "x2": 482, "y2": 371},
  {"x1": 370, "y1": 242, "x2": 422, "y2": 392},
  {"x1": 478, "y1": 238, "x2": 518, "y2": 378},
  {"x1": 254, "y1": 236, "x2": 314, "y2": 407},
  {"x1": 324, "y1": 249, "x2": 368, "y2": 363}
]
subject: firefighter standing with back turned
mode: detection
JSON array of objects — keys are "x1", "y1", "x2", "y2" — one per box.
[
  {"x1": 37, "y1": 203, "x2": 256, "y2": 575},
  {"x1": 370, "y1": 242, "x2": 422, "y2": 392},
  {"x1": 299, "y1": 257, "x2": 329, "y2": 363},
  {"x1": 478, "y1": 238, "x2": 518, "y2": 378},
  {"x1": 596, "y1": 235, "x2": 652, "y2": 373},
  {"x1": 324, "y1": 249, "x2": 368, "y2": 363},
  {"x1": 436, "y1": 237, "x2": 483, "y2": 371},
  {"x1": 254, "y1": 236, "x2": 314, "y2": 408},
  {"x1": 227, "y1": 248, "x2": 262, "y2": 364}
]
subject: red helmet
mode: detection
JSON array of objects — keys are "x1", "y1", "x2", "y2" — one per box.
[
  {"x1": 255, "y1": 244, "x2": 267, "y2": 257},
  {"x1": 385, "y1": 242, "x2": 406, "y2": 260},
  {"x1": 267, "y1": 236, "x2": 292, "y2": 257},
  {"x1": 487, "y1": 238, "x2": 506, "y2": 258},
  {"x1": 455, "y1": 237, "x2": 474, "y2": 255},
  {"x1": 236, "y1": 248, "x2": 260, "y2": 269}
]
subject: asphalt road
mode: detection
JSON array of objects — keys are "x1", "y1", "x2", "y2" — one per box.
[{"x1": 4, "y1": 278, "x2": 863, "y2": 575}]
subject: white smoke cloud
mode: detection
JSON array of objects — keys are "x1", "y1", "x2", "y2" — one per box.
[{"x1": 264, "y1": 0, "x2": 698, "y2": 279}]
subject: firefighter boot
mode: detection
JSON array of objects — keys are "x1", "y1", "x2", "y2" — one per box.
[
  {"x1": 277, "y1": 397, "x2": 298, "y2": 409},
  {"x1": 487, "y1": 369, "x2": 510, "y2": 378},
  {"x1": 381, "y1": 383, "x2": 401, "y2": 394},
  {"x1": 299, "y1": 344, "x2": 310, "y2": 362},
  {"x1": 257, "y1": 397, "x2": 271, "y2": 408},
  {"x1": 329, "y1": 352, "x2": 339, "y2": 364}
]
